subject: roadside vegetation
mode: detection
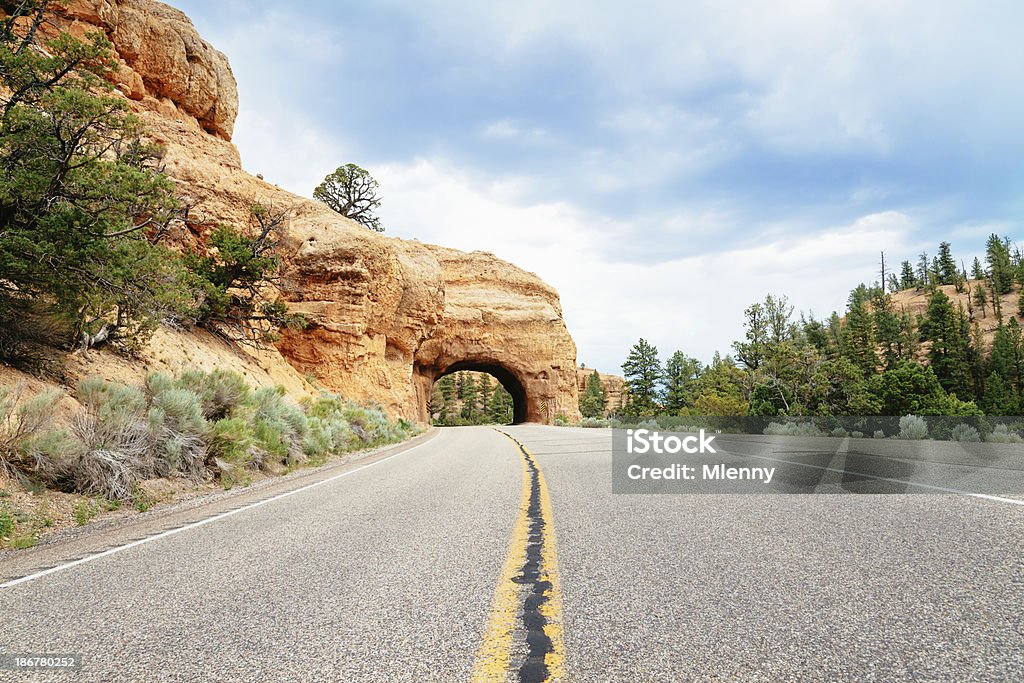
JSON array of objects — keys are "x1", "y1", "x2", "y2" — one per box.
[{"x1": 0, "y1": 369, "x2": 416, "y2": 549}]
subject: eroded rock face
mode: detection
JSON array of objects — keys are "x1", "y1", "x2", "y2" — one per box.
[
  {"x1": 34, "y1": 0, "x2": 580, "y2": 423},
  {"x1": 46, "y1": 0, "x2": 239, "y2": 139},
  {"x1": 576, "y1": 367, "x2": 627, "y2": 417}
]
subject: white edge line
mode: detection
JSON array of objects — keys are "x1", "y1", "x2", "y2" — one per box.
[
  {"x1": 742, "y1": 451, "x2": 1024, "y2": 506},
  {"x1": 1, "y1": 432, "x2": 441, "y2": 590}
]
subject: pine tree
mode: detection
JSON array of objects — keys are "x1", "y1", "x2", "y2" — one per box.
[
  {"x1": 982, "y1": 372, "x2": 1016, "y2": 415},
  {"x1": 916, "y1": 252, "x2": 931, "y2": 289},
  {"x1": 919, "y1": 290, "x2": 972, "y2": 398},
  {"x1": 459, "y1": 372, "x2": 478, "y2": 420},
  {"x1": 872, "y1": 290, "x2": 905, "y2": 370},
  {"x1": 971, "y1": 257, "x2": 985, "y2": 280},
  {"x1": 899, "y1": 260, "x2": 916, "y2": 290},
  {"x1": 986, "y1": 233, "x2": 1014, "y2": 296},
  {"x1": 487, "y1": 384, "x2": 514, "y2": 424},
  {"x1": 991, "y1": 278, "x2": 1004, "y2": 323},
  {"x1": 579, "y1": 370, "x2": 607, "y2": 418},
  {"x1": 664, "y1": 351, "x2": 702, "y2": 414},
  {"x1": 841, "y1": 288, "x2": 878, "y2": 376},
  {"x1": 973, "y1": 284, "x2": 988, "y2": 318},
  {"x1": 622, "y1": 338, "x2": 662, "y2": 416},
  {"x1": 886, "y1": 273, "x2": 900, "y2": 293},
  {"x1": 435, "y1": 375, "x2": 456, "y2": 425},
  {"x1": 692, "y1": 353, "x2": 748, "y2": 416},
  {"x1": 477, "y1": 374, "x2": 493, "y2": 421},
  {"x1": 936, "y1": 241, "x2": 958, "y2": 285}
]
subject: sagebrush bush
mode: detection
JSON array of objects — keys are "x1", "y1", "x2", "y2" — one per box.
[
  {"x1": 764, "y1": 422, "x2": 825, "y2": 437},
  {"x1": 950, "y1": 423, "x2": 981, "y2": 442},
  {"x1": 168, "y1": 369, "x2": 251, "y2": 420},
  {"x1": 250, "y1": 386, "x2": 308, "y2": 466},
  {"x1": 898, "y1": 415, "x2": 929, "y2": 440},
  {"x1": 147, "y1": 385, "x2": 207, "y2": 478},
  {"x1": 873, "y1": 430, "x2": 886, "y2": 439},
  {"x1": 207, "y1": 417, "x2": 254, "y2": 469},
  {"x1": 987, "y1": 424, "x2": 1023, "y2": 443},
  {"x1": 65, "y1": 378, "x2": 153, "y2": 501},
  {"x1": 579, "y1": 417, "x2": 611, "y2": 428},
  {"x1": 1, "y1": 371, "x2": 416, "y2": 502},
  {"x1": 0, "y1": 385, "x2": 65, "y2": 478}
]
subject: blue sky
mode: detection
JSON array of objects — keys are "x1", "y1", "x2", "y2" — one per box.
[{"x1": 169, "y1": 0, "x2": 1023, "y2": 374}]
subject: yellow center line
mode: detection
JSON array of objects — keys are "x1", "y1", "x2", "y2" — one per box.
[{"x1": 471, "y1": 429, "x2": 566, "y2": 683}]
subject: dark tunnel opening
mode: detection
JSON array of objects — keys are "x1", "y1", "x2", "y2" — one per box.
[{"x1": 436, "y1": 361, "x2": 528, "y2": 425}]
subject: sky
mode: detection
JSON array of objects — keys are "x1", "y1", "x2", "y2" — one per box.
[{"x1": 169, "y1": 0, "x2": 1024, "y2": 375}]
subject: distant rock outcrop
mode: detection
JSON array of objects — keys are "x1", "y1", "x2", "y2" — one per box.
[
  {"x1": 34, "y1": 0, "x2": 580, "y2": 423},
  {"x1": 576, "y1": 366, "x2": 626, "y2": 417}
]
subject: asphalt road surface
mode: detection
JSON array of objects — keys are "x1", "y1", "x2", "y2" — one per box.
[{"x1": 2, "y1": 425, "x2": 1023, "y2": 682}]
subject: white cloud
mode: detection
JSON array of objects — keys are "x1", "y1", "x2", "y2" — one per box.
[
  {"x1": 480, "y1": 119, "x2": 555, "y2": 146},
  {"x1": 378, "y1": 159, "x2": 918, "y2": 373}
]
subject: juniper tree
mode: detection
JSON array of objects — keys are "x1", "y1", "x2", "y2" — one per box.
[
  {"x1": 0, "y1": 3, "x2": 191, "y2": 345},
  {"x1": 313, "y1": 164, "x2": 384, "y2": 232}
]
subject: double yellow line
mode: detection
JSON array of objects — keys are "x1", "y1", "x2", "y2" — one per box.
[{"x1": 471, "y1": 430, "x2": 566, "y2": 683}]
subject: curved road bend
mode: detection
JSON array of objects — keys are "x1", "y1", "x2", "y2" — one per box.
[{"x1": 1, "y1": 425, "x2": 1023, "y2": 681}]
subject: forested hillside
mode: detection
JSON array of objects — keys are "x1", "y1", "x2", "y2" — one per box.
[{"x1": 617, "y1": 237, "x2": 1024, "y2": 417}]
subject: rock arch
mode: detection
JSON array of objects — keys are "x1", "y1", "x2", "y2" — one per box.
[
  {"x1": 416, "y1": 359, "x2": 529, "y2": 425},
  {"x1": 45, "y1": 0, "x2": 582, "y2": 427}
]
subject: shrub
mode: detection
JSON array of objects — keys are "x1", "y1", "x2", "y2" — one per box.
[
  {"x1": 579, "y1": 417, "x2": 611, "y2": 428},
  {"x1": 250, "y1": 386, "x2": 308, "y2": 466},
  {"x1": 0, "y1": 385, "x2": 65, "y2": 478},
  {"x1": 850, "y1": 431, "x2": 865, "y2": 439},
  {"x1": 0, "y1": 507, "x2": 14, "y2": 537},
  {"x1": 164, "y1": 369, "x2": 251, "y2": 420},
  {"x1": 147, "y1": 387, "x2": 207, "y2": 478},
  {"x1": 831, "y1": 427, "x2": 849, "y2": 438},
  {"x1": 898, "y1": 415, "x2": 929, "y2": 440},
  {"x1": 207, "y1": 418, "x2": 255, "y2": 469},
  {"x1": 873, "y1": 430, "x2": 886, "y2": 439},
  {"x1": 950, "y1": 423, "x2": 981, "y2": 442},
  {"x1": 764, "y1": 422, "x2": 825, "y2": 437},
  {"x1": 63, "y1": 378, "x2": 153, "y2": 501},
  {"x1": 987, "y1": 424, "x2": 1024, "y2": 443}
]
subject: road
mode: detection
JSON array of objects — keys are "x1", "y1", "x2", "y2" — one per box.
[{"x1": 2, "y1": 425, "x2": 1023, "y2": 681}]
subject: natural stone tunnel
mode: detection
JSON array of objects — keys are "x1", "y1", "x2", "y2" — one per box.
[{"x1": 415, "y1": 360, "x2": 529, "y2": 425}]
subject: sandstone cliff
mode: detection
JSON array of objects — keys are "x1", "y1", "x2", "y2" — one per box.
[
  {"x1": 576, "y1": 367, "x2": 627, "y2": 417},
  {"x1": 25, "y1": 0, "x2": 580, "y2": 424}
]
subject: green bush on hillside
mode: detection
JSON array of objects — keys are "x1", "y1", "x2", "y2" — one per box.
[{"x1": 0, "y1": 370, "x2": 417, "y2": 502}]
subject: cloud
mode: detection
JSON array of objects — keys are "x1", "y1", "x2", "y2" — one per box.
[
  {"x1": 378, "y1": 158, "x2": 918, "y2": 372},
  {"x1": 164, "y1": 0, "x2": 1023, "y2": 374},
  {"x1": 480, "y1": 119, "x2": 555, "y2": 146}
]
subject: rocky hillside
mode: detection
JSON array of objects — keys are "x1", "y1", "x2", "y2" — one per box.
[
  {"x1": 13, "y1": 0, "x2": 580, "y2": 424},
  {"x1": 890, "y1": 280, "x2": 1022, "y2": 350}
]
